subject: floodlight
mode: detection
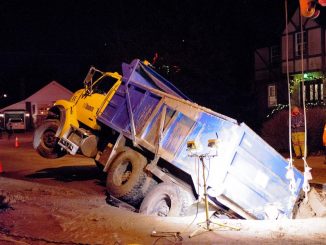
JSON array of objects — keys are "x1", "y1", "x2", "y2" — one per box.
[
  {"x1": 187, "y1": 140, "x2": 197, "y2": 150},
  {"x1": 207, "y1": 139, "x2": 218, "y2": 148}
]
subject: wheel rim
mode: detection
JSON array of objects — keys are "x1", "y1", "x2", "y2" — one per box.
[
  {"x1": 151, "y1": 194, "x2": 171, "y2": 217},
  {"x1": 42, "y1": 129, "x2": 57, "y2": 149},
  {"x1": 113, "y1": 160, "x2": 132, "y2": 186}
]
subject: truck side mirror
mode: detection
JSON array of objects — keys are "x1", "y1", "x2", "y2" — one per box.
[{"x1": 83, "y1": 67, "x2": 97, "y2": 95}]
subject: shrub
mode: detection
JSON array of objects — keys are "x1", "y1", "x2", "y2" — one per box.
[{"x1": 261, "y1": 106, "x2": 326, "y2": 154}]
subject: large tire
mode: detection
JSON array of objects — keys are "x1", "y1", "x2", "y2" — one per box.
[
  {"x1": 139, "y1": 182, "x2": 195, "y2": 217},
  {"x1": 33, "y1": 120, "x2": 66, "y2": 159},
  {"x1": 106, "y1": 147, "x2": 153, "y2": 206}
]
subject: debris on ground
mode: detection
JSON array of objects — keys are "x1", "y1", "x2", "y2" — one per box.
[{"x1": 0, "y1": 191, "x2": 10, "y2": 211}]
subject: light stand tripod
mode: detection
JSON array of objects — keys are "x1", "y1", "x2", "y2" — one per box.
[{"x1": 187, "y1": 143, "x2": 240, "y2": 238}]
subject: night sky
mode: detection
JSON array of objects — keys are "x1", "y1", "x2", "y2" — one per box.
[{"x1": 0, "y1": 0, "x2": 299, "y2": 129}]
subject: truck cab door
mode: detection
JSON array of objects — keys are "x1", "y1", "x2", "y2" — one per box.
[{"x1": 76, "y1": 74, "x2": 121, "y2": 130}]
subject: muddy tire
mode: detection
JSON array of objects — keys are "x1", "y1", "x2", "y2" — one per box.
[
  {"x1": 106, "y1": 147, "x2": 151, "y2": 206},
  {"x1": 33, "y1": 120, "x2": 66, "y2": 159},
  {"x1": 139, "y1": 182, "x2": 194, "y2": 217}
]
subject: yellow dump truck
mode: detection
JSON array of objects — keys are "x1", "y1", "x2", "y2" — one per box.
[{"x1": 33, "y1": 59, "x2": 306, "y2": 221}]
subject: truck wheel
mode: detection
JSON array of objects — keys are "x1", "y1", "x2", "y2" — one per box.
[
  {"x1": 33, "y1": 120, "x2": 66, "y2": 159},
  {"x1": 106, "y1": 147, "x2": 150, "y2": 206},
  {"x1": 139, "y1": 182, "x2": 194, "y2": 217}
]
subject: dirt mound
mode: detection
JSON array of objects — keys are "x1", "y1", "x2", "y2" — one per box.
[{"x1": 1, "y1": 177, "x2": 326, "y2": 244}]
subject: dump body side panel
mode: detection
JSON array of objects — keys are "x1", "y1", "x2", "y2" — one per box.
[
  {"x1": 173, "y1": 111, "x2": 303, "y2": 219},
  {"x1": 98, "y1": 81, "x2": 161, "y2": 138}
]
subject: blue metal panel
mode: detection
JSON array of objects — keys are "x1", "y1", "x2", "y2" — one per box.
[
  {"x1": 172, "y1": 111, "x2": 303, "y2": 219},
  {"x1": 99, "y1": 59, "x2": 190, "y2": 133},
  {"x1": 98, "y1": 81, "x2": 161, "y2": 137},
  {"x1": 110, "y1": 84, "x2": 130, "y2": 131},
  {"x1": 122, "y1": 59, "x2": 190, "y2": 100},
  {"x1": 129, "y1": 87, "x2": 161, "y2": 134},
  {"x1": 97, "y1": 83, "x2": 122, "y2": 129},
  {"x1": 161, "y1": 112, "x2": 195, "y2": 155},
  {"x1": 238, "y1": 123, "x2": 303, "y2": 196},
  {"x1": 174, "y1": 112, "x2": 238, "y2": 178},
  {"x1": 141, "y1": 106, "x2": 162, "y2": 145}
]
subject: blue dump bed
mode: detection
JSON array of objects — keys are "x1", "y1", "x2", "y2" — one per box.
[{"x1": 98, "y1": 59, "x2": 303, "y2": 219}]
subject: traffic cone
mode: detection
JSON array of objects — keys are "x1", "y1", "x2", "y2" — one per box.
[{"x1": 15, "y1": 136, "x2": 19, "y2": 148}]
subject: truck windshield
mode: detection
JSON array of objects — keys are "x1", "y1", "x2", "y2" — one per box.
[{"x1": 92, "y1": 75, "x2": 118, "y2": 95}]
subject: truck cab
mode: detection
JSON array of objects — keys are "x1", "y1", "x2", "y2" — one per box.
[
  {"x1": 70, "y1": 68, "x2": 122, "y2": 131},
  {"x1": 33, "y1": 67, "x2": 122, "y2": 159}
]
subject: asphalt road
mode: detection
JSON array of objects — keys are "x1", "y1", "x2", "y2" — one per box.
[{"x1": 0, "y1": 131, "x2": 106, "y2": 195}]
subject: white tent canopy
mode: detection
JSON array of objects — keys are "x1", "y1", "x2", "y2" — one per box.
[{"x1": 0, "y1": 81, "x2": 73, "y2": 112}]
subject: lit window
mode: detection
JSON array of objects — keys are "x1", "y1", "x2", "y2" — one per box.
[
  {"x1": 304, "y1": 79, "x2": 323, "y2": 103},
  {"x1": 268, "y1": 84, "x2": 277, "y2": 107}
]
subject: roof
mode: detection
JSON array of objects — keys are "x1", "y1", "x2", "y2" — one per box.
[{"x1": 0, "y1": 81, "x2": 73, "y2": 112}]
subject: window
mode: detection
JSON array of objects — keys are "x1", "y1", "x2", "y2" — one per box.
[
  {"x1": 270, "y1": 45, "x2": 280, "y2": 64},
  {"x1": 38, "y1": 104, "x2": 51, "y2": 115},
  {"x1": 8, "y1": 118, "x2": 23, "y2": 123},
  {"x1": 268, "y1": 84, "x2": 277, "y2": 107},
  {"x1": 304, "y1": 79, "x2": 323, "y2": 103},
  {"x1": 93, "y1": 76, "x2": 118, "y2": 95},
  {"x1": 295, "y1": 31, "x2": 307, "y2": 57}
]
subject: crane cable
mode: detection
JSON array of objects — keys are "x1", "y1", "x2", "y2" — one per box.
[
  {"x1": 299, "y1": 7, "x2": 312, "y2": 202},
  {"x1": 284, "y1": 0, "x2": 313, "y2": 208},
  {"x1": 285, "y1": 0, "x2": 312, "y2": 206},
  {"x1": 284, "y1": 0, "x2": 297, "y2": 207}
]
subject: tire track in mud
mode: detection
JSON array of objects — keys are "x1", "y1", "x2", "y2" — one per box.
[
  {"x1": 0, "y1": 228, "x2": 92, "y2": 245},
  {"x1": 0, "y1": 178, "x2": 109, "y2": 244}
]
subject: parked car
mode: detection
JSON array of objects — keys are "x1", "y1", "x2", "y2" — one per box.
[{"x1": 6, "y1": 118, "x2": 25, "y2": 131}]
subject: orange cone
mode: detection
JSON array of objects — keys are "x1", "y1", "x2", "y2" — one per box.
[{"x1": 15, "y1": 136, "x2": 19, "y2": 148}]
